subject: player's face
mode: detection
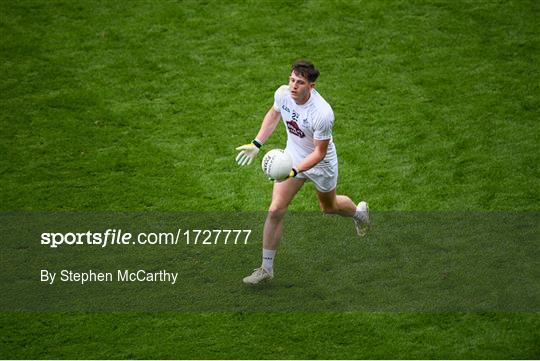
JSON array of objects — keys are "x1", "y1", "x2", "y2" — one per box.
[{"x1": 289, "y1": 71, "x2": 314, "y2": 105}]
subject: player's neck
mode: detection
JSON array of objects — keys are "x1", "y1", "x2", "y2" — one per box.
[{"x1": 295, "y1": 90, "x2": 312, "y2": 105}]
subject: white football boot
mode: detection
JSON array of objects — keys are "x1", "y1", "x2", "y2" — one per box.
[
  {"x1": 354, "y1": 201, "x2": 370, "y2": 237},
  {"x1": 242, "y1": 267, "x2": 274, "y2": 284}
]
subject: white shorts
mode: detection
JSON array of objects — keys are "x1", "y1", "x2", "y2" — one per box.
[{"x1": 296, "y1": 162, "x2": 338, "y2": 193}]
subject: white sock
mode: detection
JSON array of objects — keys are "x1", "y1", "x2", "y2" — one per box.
[{"x1": 262, "y1": 248, "x2": 276, "y2": 271}]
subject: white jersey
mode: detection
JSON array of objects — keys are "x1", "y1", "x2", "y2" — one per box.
[{"x1": 273, "y1": 85, "x2": 338, "y2": 169}]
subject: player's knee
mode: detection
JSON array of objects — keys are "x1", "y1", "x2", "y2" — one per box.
[{"x1": 268, "y1": 204, "x2": 287, "y2": 219}]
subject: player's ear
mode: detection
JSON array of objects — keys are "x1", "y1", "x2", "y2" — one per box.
[{"x1": 310, "y1": 82, "x2": 316, "y2": 89}]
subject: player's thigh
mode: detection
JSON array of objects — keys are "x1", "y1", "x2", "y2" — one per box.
[
  {"x1": 315, "y1": 188, "x2": 337, "y2": 212},
  {"x1": 270, "y1": 177, "x2": 305, "y2": 211}
]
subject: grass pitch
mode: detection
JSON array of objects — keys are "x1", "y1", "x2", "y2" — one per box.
[{"x1": 1, "y1": 0, "x2": 539, "y2": 359}]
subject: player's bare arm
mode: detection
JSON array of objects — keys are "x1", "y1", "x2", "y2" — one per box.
[
  {"x1": 294, "y1": 139, "x2": 329, "y2": 173},
  {"x1": 255, "y1": 106, "x2": 281, "y2": 144}
]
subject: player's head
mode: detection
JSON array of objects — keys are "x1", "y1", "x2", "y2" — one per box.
[
  {"x1": 289, "y1": 60, "x2": 319, "y2": 104},
  {"x1": 291, "y1": 60, "x2": 320, "y2": 83}
]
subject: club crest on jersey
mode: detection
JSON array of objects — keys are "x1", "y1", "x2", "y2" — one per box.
[{"x1": 286, "y1": 120, "x2": 305, "y2": 138}]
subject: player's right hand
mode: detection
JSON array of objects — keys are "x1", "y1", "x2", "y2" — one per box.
[{"x1": 235, "y1": 140, "x2": 261, "y2": 166}]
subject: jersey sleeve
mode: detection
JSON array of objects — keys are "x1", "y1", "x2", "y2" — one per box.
[
  {"x1": 273, "y1": 85, "x2": 288, "y2": 112},
  {"x1": 313, "y1": 108, "x2": 334, "y2": 140}
]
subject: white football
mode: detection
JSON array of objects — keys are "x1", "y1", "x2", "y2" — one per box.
[{"x1": 261, "y1": 149, "x2": 293, "y2": 180}]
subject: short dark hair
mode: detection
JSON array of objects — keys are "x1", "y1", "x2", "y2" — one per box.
[{"x1": 291, "y1": 60, "x2": 320, "y2": 83}]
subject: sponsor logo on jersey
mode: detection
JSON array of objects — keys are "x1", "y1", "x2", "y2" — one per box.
[
  {"x1": 286, "y1": 120, "x2": 305, "y2": 138},
  {"x1": 282, "y1": 105, "x2": 290, "y2": 113}
]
